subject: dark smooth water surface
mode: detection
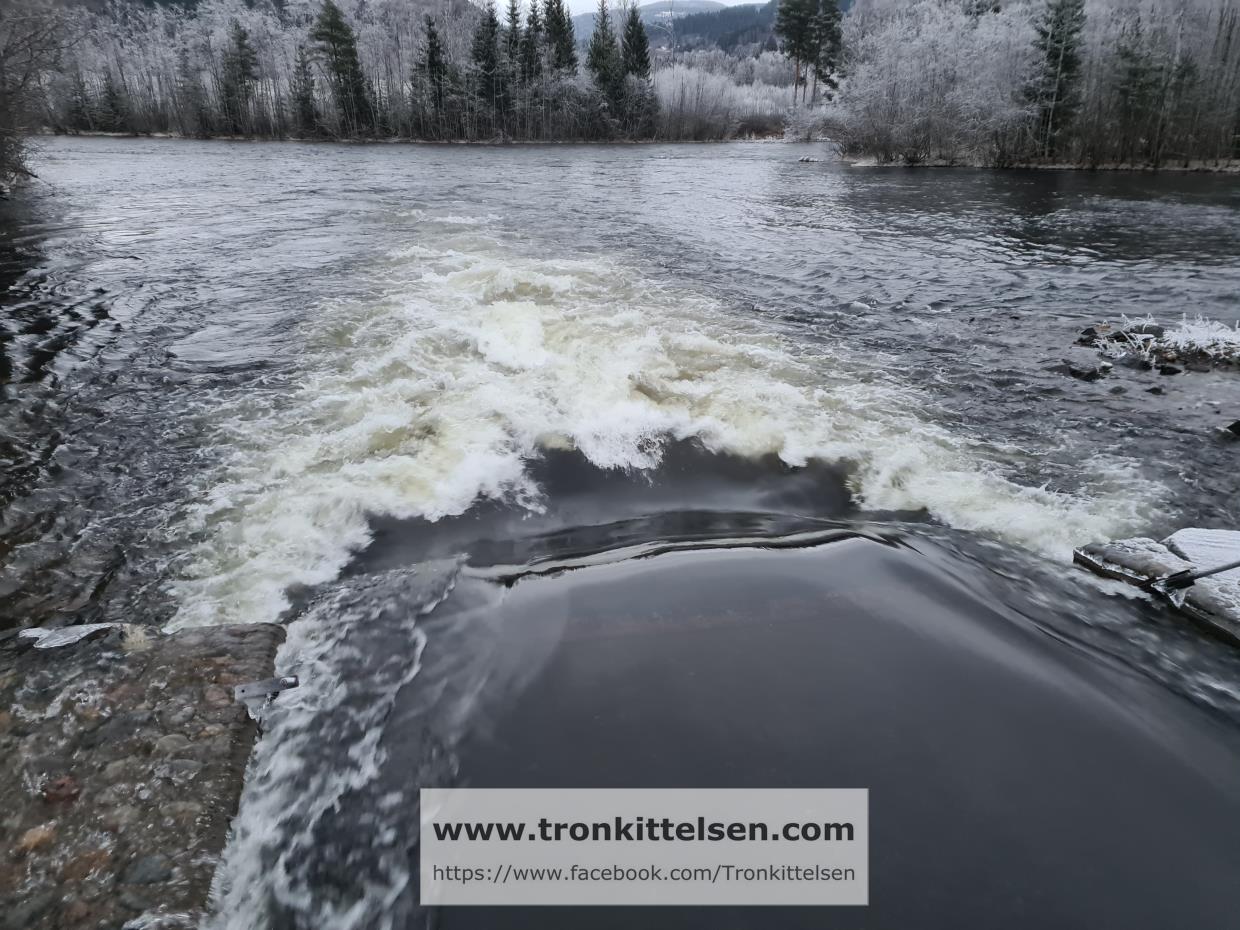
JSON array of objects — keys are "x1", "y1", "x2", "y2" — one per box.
[{"x1": 3, "y1": 138, "x2": 1240, "y2": 930}]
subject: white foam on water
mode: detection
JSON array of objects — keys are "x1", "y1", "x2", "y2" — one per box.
[{"x1": 166, "y1": 216, "x2": 1165, "y2": 629}]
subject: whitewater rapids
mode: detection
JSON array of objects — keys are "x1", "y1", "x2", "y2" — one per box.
[{"x1": 167, "y1": 208, "x2": 1160, "y2": 629}]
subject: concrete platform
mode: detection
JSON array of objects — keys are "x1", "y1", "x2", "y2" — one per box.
[
  {"x1": 0, "y1": 623, "x2": 283, "y2": 930},
  {"x1": 1074, "y1": 528, "x2": 1240, "y2": 642}
]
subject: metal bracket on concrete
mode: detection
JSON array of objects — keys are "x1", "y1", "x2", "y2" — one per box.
[{"x1": 234, "y1": 676, "x2": 300, "y2": 703}]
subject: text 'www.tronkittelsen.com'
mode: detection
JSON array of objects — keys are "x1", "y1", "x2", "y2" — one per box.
[{"x1": 419, "y1": 788, "x2": 868, "y2": 906}]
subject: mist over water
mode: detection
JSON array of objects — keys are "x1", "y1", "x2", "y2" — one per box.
[{"x1": 3, "y1": 138, "x2": 1240, "y2": 929}]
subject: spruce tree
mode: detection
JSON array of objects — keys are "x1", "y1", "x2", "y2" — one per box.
[
  {"x1": 809, "y1": 0, "x2": 841, "y2": 103},
  {"x1": 310, "y1": 0, "x2": 372, "y2": 136},
  {"x1": 291, "y1": 44, "x2": 318, "y2": 137},
  {"x1": 220, "y1": 20, "x2": 258, "y2": 134},
  {"x1": 422, "y1": 15, "x2": 447, "y2": 113},
  {"x1": 505, "y1": 0, "x2": 523, "y2": 68},
  {"x1": 100, "y1": 72, "x2": 127, "y2": 132},
  {"x1": 544, "y1": 0, "x2": 577, "y2": 73},
  {"x1": 587, "y1": 0, "x2": 623, "y2": 101},
  {"x1": 520, "y1": 2, "x2": 544, "y2": 83},
  {"x1": 1031, "y1": 0, "x2": 1086, "y2": 158},
  {"x1": 1114, "y1": 18, "x2": 1157, "y2": 164},
  {"x1": 775, "y1": 0, "x2": 817, "y2": 104},
  {"x1": 176, "y1": 48, "x2": 210, "y2": 137},
  {"x1": 67, "y1": 72, "x2": 93, "y2": 131},
  {"x1": 471, "y1": 0, "x2": 505, "y2": 116},
  {"x1": 621, "y1": 5, "x2": 650, "y2": 80}
]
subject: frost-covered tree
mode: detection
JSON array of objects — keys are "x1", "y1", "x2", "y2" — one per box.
[
  {"x1": 619, "y1": 5, "x2": 656, "y2": 134},
  {"x1": 622, "y1": 5, "x2": 652, "y2": 80},
  {"x1": 809, "y1": 0, "x2": 842, "y2": 102},
  {"x1": 520, "y1": 2, "x2": 543, "y2": 83},
  {"x1": 1030, "y1": 0, "x2": 1086, "y2": 158},
  {"x1": 504, "y1": 0, "x2": 522, "y2": 67},
  {"x1": 544, "y1": 0, "x2": 578, "y2": 73},
  {"x1": 1, "y1": 0, "x2": 72, "y2": 184},
  {"x1": 310, "y1": 0, "x2": 372, "y2": 137},
  {"x1": 220, "y1": 19, "x2": 258, "y2": 134},
  {"x1": 587, "y1": 0, "x2": 623, "y2": 103},
  {"x1": 99, "y1": 70, "x2": 127, "y2": 132},
  {"x1": 291, "y1": 44, "x2": 318, "y2": 137},
  {"x1": 776, "y1": 0, "x2": 817, "y2": 102},
  {"x1": 830, "y1": 0, "x2": 1037, "y2": 163},
  {"x1": 421, "y1": 15, "x2": 448, "y2": 114},
  {"x1": 471, "y1": 0, "x2": 505, "y2": 121}
]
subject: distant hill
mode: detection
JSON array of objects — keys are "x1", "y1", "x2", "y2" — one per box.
[
  {"x1": 670, "y1": 1, "x2": 775, "y2": 51},
  {"x1": 572, "y1": 0, "x2": 855, "y2": 53},
  {"x1": 571, "y1": 0, "x2": 726, "y2": 42}
]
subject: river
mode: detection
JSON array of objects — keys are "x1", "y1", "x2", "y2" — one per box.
[{"x1": 3, "y1": 137, "x2": 1240, "y2": 929}]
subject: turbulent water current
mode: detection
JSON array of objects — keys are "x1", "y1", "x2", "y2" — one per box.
[{"x1": 3, "y1": 138, "x2": 1240, "y2": 929}]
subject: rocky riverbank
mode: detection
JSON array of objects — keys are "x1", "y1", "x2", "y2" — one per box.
[{"x1": 0, "y1": 623, "x2": 283, "y2": 930}]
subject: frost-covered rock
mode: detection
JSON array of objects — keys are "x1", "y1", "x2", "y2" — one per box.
[{"x1": 1079, "y1": 315, "x2": 1240, "y2": 372}]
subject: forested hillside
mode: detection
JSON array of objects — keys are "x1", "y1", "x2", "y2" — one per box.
[
  {"x1": 670, "y1": 2, "x2": 778, "y2": 51},
  {"x1": 827, "y1": 0, "x2": 1240, "y2": 167},
  {"x1": 1, "y1": 0, "x2": 1237, "y2": 182}
]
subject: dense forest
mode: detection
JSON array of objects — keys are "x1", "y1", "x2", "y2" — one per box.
[
  {"x1": 1, "y1": 0, "x2": 1238, "y2": 184},
  {"x1": 829, "y1": 0, "x2": 1240, "y2": 167}
]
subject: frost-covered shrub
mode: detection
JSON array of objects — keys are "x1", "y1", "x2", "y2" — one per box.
[
  {"x1": 654, "y1": 65, "x2": 788, "y2": 140},
  {"x1": 830, "y1": 0, "x2": 1038, "y2": 165},
  {"x1": 1092, "y1": 314, "x2": 1240, "y2": 368}
]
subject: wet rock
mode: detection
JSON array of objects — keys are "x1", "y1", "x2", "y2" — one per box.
[
  {"x1": 161, "y1": 705, "x2": 195, "y2": 728},
  {"x1": 104, "y1": 804, "x2": 140, "y2": 832},
  {"x1": 1108, "y1": 386, "x2": 1126, "y2": 395},
  {"x1": 1158, "y1": 364, "x2": 1182, "y2": 376},
  {"x1": 1076, "y1": 325, "x2": 1101, "y2": 345},
  {"x1": 42, "y1": 774, "x2": 81, "y2": 804},
  {"x1": 62, "y1": 899, "x2": 93, "y2": 924},
  {"x1": 165, "y1": 800, "x2": 203, "y2": 820},
  {"x1": 104, "y1": 759, "x2": 137, "y2": 780},
  {"x1": 1049, "y1": 361, "x2": 1107, "y2": 382},
  {"x1": 1146, "y1": 386, "x2": 1165, "y2": 395},
  {"x1": 118, "y1": 891, "x2": 153, "y2": 912},
  {"x1": 153, "y1": 733, "x2": 191, "y2": 756},
  {"x1": 2, "y1": 890, "x2": 57, "y2": 930},
  {"x1": 1223, "y1": 420, "x2": 1240, "y2": 439},
  {"x1": 15, "y1": 824, "x2": 56, "y2": 855},
  {"x1": 60, "y1": 848, "x2": 112, "y2": 881},
  {"x1": 203, "y1": 685, "x2": 231, "y2": 706},
  {"x1": 121, "y1": 853, "x2": 172, "y2": 884},
  {"x1": 1118, "y1": 321, "x2": 1165, "y2": 340},
  {"x1": 164, "y1": 758, "x2": 205, "y2": 781}
]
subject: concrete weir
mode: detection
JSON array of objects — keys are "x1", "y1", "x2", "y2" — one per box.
[{"x1": 0, "y1": 623, "x2": 283, "y2": 930}]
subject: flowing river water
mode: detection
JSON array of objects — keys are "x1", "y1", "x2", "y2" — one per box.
[{"x1": 3, "y1": 138, "x2": 1240, "y2": 928}]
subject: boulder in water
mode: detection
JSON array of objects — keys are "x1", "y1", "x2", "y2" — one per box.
[{"x1": 1048, "y1": 360, "x2": 1109, "y2": 382}]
